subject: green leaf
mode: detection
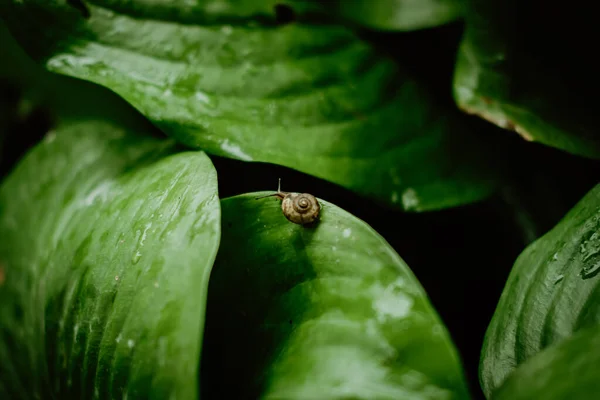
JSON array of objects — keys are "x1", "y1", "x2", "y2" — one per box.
[
  {"x1": 2, "y1": 0, "x2": 498, "y2": 211},
  {"x1": 201, "y1": 193, "x2": 471, "y2": 399},
  {"x1": 480, "y1": 184, "x2": 600, "y2": 397},
  {"x1": 492, "y1": 324, "x2": 600, "y2": 400},
  {"x1": 0, "y1": 20, "x2": 160, "y2": 138},
  {"x1": 329, "y1": 0, "x2": 465, "y2": 31},
  {"x1": 0, "y1": 119, "x2": 221, "y2": 398},
  {"x1": 453, "y1": 1, "x2": 600, "y2": 158}
]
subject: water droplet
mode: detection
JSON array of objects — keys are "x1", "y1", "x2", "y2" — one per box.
[
  {"x1": 342, "y1": 228, "x2": 352, "y2": 238},
  {"x1": 402, "y1": 188, "x2": 419, "y2": 211},
  {"x1": 580, "y1": 262, "x2": 600, "y2": 280},
  {"x1": 132, "y1": 251, "x2": 142, "y2": 264},
  {"x1": 220, "y1": 139, "x2": 253, "y2": 161},
  {"x1": 194, "y1": 91, "x2": 210, "y2": 103},
  {"x1": 44, "y1": 131, "x2": 57, "y2": 143},
  {"x1": 580, "y1": 231, "x2": 600, "y2": 261},
  {"x1": 553, "y1": 274, "x2": 564, "y2": 285},
  {"x1": 138, "y1": 222, "x2": 152, "y2": 248}
]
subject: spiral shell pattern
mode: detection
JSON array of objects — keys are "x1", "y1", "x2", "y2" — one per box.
[{"x1": 281, "y1": 193, "x2": 320, "y2": 225}]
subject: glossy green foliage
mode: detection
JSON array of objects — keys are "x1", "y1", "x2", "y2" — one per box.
[
  {"x1": 0, "y1": 18, "x2": 473, "y2": 398},
  {"x1": 1, "y1": 0, "x2": 498, "y2": 211},
  {"x1": 0, "y1": 119, "x2": 221, "y2": 399},
  {"x1": 4, "y1": 0, "x2": 599, "y2": 399},
  {"x1": 330, "y1": 0, "x2": 465, "y2": 31},
  {"x1": 480, "y1": 184, "x2": 600, "y2": 396},
  {"x1": 201, "y1": 193, "x2": 471, "y2": 399},
  {"x1": 493, "y1": 324, "x2": 600, "y2": 400},
  {"x1": 453, "y1": 0, "x2": 600, "y2": 158},
  {"x1": 0, "y1": 21, "x2": 160, "y2": 134}
]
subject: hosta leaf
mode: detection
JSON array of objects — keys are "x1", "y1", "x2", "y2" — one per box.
[
  {"x1": 0, "y1": 20, "x2": 161, "y2": 143},
  {"x1": 453, "y1": 0, "x2": 600, "y2": 158},
  {"x1": 201, "y1": 193, "x2": 471, "y2": 399},
  {"x1": 1, "y1": 0, "x2": 497, "y2": 211},
  {"x1": 480, "y1": 184, "x2": 600, "y2": 397},
  {"x1": 330, "y1": 0, "x2": 465, "y2": 31},
  {"x1": 0, "y1": 119, "x2": 220, "y2": 399},
  {"x1": 493, "y1": 324, "x2": 600, "y2": 400}
]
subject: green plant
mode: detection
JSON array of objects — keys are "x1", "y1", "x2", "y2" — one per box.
[{"x1": 0, "y1": 1, "x2": 598, "y2": 399}]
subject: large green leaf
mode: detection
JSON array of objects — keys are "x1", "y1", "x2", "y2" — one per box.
[
  {"x1": 201, "y1": 193, "x2": 471, "y2": 399},
  {"x1": 492, "y1": 324, "x2": 600, "y2": 400},
  {"x1": 330, "y1": 0, "x2": 465, "y2": 31},
  {"x1": 1, "y1": 0, "x2": 498, "y2": 211},
  {"x1": 480, "y1": 184, "x2": 600, "y2": 397},
  {"x1": 0, "y1": 119, "x2": 221, "y2": 398},
  {"x1": 453, "y1": 0, "x2": 600, "y2": 158},
  {"x1": 0, "y1": 20, "x2": 156, "y2": 133}
]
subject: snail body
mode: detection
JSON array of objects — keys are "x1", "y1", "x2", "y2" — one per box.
[{"x1": 256, "y1": 179, "x2": 320, "y2": 225}]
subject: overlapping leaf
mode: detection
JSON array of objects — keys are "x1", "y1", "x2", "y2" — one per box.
[
  {"x1": 493, "y1": 324, "x2": 600, "y2": 400},
  {"x1": 201, "y1": 193, "x2": 471, "y2": 399},
  {"x1": 480, "y1": 184, "x2": 600, "y2": 396},
  {"x1": 0, "y1": 118, "x2": 220, "y2": 399},
  {"x1": 453, "y1": 0, "x2": 600, "y2": 157},
  {"x1": 329, "y1": 0, "x2": 465, "y2": 31},
  {"x1": 2, "y1": 0, "x2": 498, "y2": 211}
]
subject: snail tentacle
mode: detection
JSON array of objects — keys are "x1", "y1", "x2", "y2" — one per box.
[{"x1": 255, "y1": 180, "x2": 320, "y2": 225}]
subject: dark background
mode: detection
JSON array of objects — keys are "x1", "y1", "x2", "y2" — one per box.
[{"x1": 2, "y1": 12, "x2": 600, "y2": 400}]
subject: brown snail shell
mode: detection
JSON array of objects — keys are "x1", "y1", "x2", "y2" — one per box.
[
  {"x1": 281, "y1": 192, "x2": 320, "y2": 225},
  {"x1": 255, "y1": 179, "x2": 321, "y2": 225}
]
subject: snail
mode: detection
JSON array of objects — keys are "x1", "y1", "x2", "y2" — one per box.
[{"x1": 255, "y1": 179, "x2": 321, "y2": 225}]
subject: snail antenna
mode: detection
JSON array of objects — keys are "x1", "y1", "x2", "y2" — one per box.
[{"x1": 255, "y1": 178, "x2": 285, "y2": 200}]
